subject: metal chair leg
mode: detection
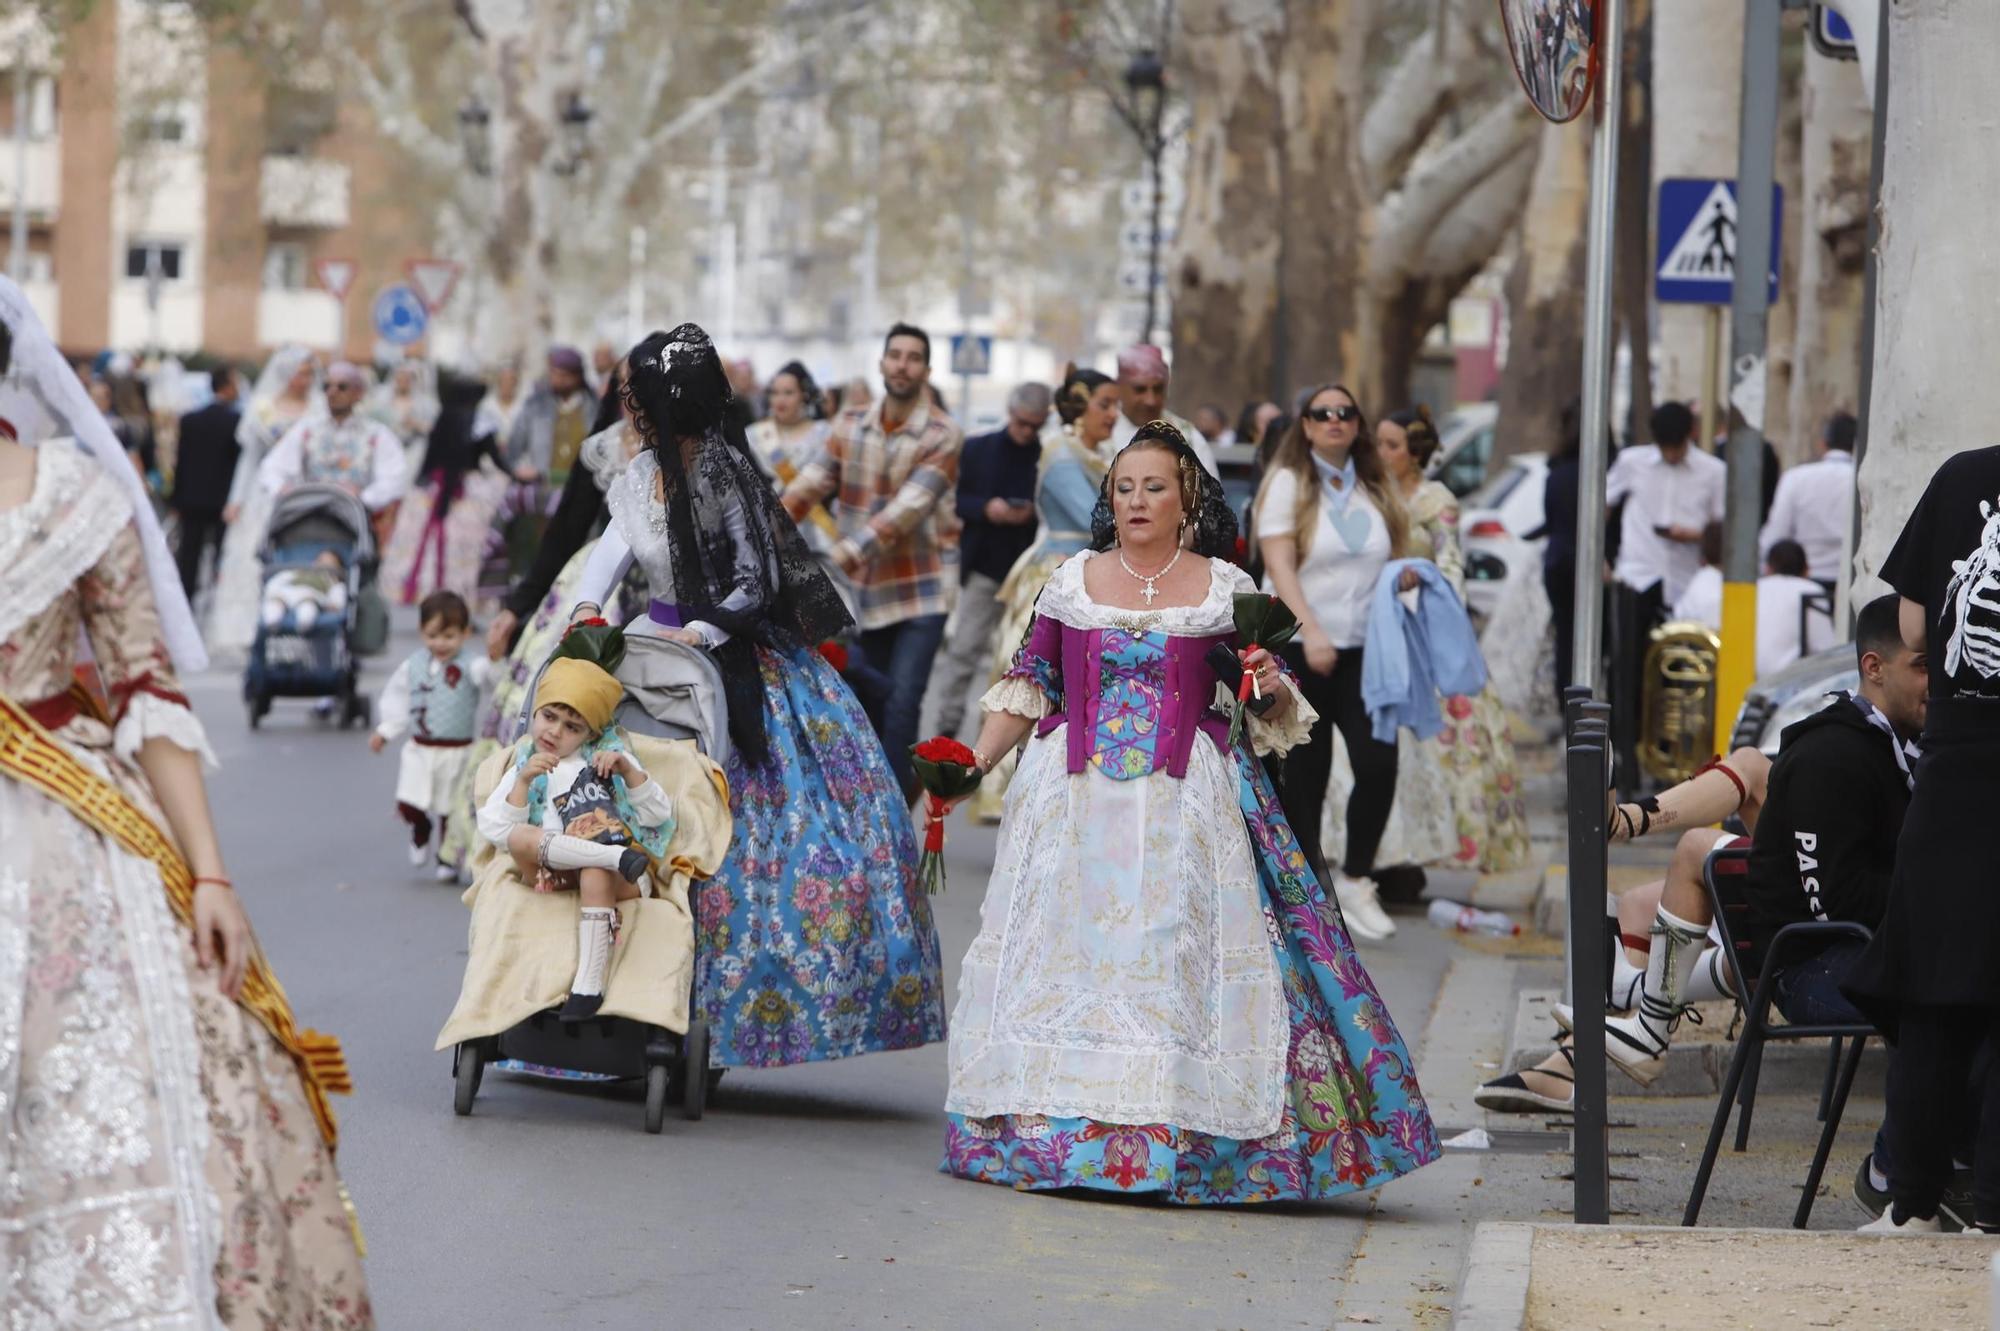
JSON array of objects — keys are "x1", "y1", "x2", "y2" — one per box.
[
  {"x1": 1684, "y1": 1023, "x2": 1760, "y2": 1225},
  {"x1": 1795, "y1": 1035, "x2": 1869, "y2": 1228},
  {"x1": 1817, "y1": 1037, "x2": 1841, "y2": 1123},
  {"x1": 1734, "y1": 1038, "x2": 1766, "y2": 1153}
]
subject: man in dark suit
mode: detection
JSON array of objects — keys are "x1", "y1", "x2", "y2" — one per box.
[{"x1": 170, "y1": 366, "x2": 241, "y2": 596}]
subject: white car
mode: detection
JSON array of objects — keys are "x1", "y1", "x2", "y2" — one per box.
[{"x1": 1457, "y1": 451, "x2": 1549, "y2": 627}]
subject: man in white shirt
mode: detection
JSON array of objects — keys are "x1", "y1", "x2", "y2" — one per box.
[
  {"x1": 1108, "y1": 344, "x2": 1218, "y2": 476},
  {"x1": 1605, "y1": 401, "x2": 1726, "y2": 782},
  {"x1": 1755, "y1": 539, "x2": 1836, "y2": 676},
  {"x1": 1760, "y1": 412, "x2": 1857, "y2": 585},
  {"x1": 256, "y1": 361, "x2": 407, "y2": 515}
]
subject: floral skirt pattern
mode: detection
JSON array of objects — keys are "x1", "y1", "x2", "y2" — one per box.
[
  {"x1": 1431, "y1": 685, "x2": 1531, "y2": 874},
  {"x1": 698, "y1": 644, "x2": 947, "y2": 1068},
  {"x1": 942, "y1": 744, "x2": 1440, "y2": 1203},
  {"x1": 379, "y1": 470, "x2": 508, "y2": 609}
]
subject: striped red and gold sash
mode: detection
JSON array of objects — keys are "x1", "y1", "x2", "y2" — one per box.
[{"x1": 0, "y1": 688, "x2": 353, "y2": 1151}]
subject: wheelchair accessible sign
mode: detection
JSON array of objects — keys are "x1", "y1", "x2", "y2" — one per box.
[{"x1": 371, "y1": 283, "x2": 429, "y2": 346}]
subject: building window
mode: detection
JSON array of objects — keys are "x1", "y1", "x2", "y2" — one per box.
[
  {"x1": 133, "y1": 105, "x2": 187, "y2": 143},
  {"x1": 124, "y1": 242, "x2": 183, "y2": 282},
  {"x1": 262, "y1": 241, "x2": 308, "y2": 291}
]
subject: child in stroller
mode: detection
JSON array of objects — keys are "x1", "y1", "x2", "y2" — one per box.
[
  {"x1": 476, "y1": 642, "x2": 674, "y2": 1021},
  {"x1": 244, "y1": 482, "x2": 387, "y2": 729},
  {"x1": 436, "y1": 626, "x2": 733, "y2": 1132}
]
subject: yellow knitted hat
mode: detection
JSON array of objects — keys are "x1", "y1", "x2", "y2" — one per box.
[{"x1": 534, "y1": 657, "x2": 623, "y2": 733}]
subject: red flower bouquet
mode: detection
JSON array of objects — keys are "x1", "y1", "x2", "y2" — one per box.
[{"x1": 909, "y1": 736, "x2": 985, "y2": 894}]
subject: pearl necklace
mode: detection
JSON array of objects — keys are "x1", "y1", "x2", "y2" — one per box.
[{"x1": 1118, "y1": 542, "x2": 1184, "y2": 606}]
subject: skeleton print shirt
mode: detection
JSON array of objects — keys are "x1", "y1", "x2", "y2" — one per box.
[{"x1": 1882, "y1": 446, "x2": 2000, "y2": 704}]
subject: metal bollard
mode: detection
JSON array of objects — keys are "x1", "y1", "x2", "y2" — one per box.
[{"x1": 1566, "y1": 693, "x2": 1612, "y2": 1225}]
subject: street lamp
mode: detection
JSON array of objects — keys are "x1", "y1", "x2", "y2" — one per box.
[
  {"x1": 457, "y1": 95, "x2": 491, "y2": 177},
  {"x1": 1123, "y1": 48, "x2": 1167, "y2": 343}
]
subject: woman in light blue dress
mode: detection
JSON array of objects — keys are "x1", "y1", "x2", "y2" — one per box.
[{"x1": 572, "y1": 325, "x2": 945, "y2": 1069}]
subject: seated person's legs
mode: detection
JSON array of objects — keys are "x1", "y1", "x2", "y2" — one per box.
[
  {"x1": 261, "y1": 596, "x2": 286, "y2": 628},
  {"x1": 1612, "y1": 747, "x2": 1770, "y2": 842},
  {"x1": 293, "y1": 600, "x2": 320, "y2": 632}
]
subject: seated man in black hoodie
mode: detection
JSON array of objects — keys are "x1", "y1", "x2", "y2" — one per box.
[{"x1": 1598, "y1": 593, "x2": 1924, "y2": 1084}]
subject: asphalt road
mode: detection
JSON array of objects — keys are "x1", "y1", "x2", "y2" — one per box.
[{"x1": 191, "y1": 630, "x2": 1459, "y2": 1330}]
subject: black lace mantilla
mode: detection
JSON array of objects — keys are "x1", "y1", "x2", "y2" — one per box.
[{"x1": 1089, "y1": 420, "x2": 1240, "y2": 560}]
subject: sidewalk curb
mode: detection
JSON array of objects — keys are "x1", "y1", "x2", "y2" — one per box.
[{"x1": 1450, "y1": 1222, "x2": 1534, "y2": 1331}]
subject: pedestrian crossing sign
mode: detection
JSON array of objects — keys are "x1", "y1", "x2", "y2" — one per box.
[
  {"x1": 1654, "y1": 177, "x2": 1782, "y2": 306},
  {"x1": 950, "y1": 334, "x2": 992, "y2": 377}
]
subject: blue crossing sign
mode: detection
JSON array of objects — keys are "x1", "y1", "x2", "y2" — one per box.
[
  {"x1": 949, "y1": 334, "x2": 993, "y2": 377},
  {"x1": 1654, "y1": 178, "x2": 1783, "y2": 306}
]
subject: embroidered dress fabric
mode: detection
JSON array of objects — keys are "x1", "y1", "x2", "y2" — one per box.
[
  {"x1": 0, "y1": 442, "x2": 371, "y2": 1327},
  {"x1": 945, "y1": 554, "x2": 1439, "y2": 1200}
]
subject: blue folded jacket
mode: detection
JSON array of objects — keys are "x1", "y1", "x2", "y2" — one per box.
[{"x1": 1360, "y1": 558, "x2": 1488, "y2": 743}]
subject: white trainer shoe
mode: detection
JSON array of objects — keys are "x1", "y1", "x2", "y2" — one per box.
[
  {"x1": 407, "y1": 842, "x2": 428, "y2": 868},
  {"x1": 1859, "y1": 1209, "x2": 1942, "y2": 1234},
  {"x1": 1335, "y1": 875, "x2": 1397, "y2": 941}
]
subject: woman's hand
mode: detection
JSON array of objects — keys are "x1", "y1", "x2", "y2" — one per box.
[
  {"x1": 487, "y1": 609, "x2": 518, "y2": 659},
  {"x1": 1302, "y1": 632, "x2": 1338, "y2": 676},
  {"x1": 1397, "y1": 565, "x2": 1422, "y2": 592},
  {"x1": 1243, "y1": 646, "x2": 1280, "y2": 695},
  {"x1": 192, "y1": 880, "x2": 251, "y2": 1000},
  {"x1": 568, "y1": 602, "x2": 602, "y2": 627},
  {"x1": 659, "y1": 626, "x2": 707, "y2": 648}
]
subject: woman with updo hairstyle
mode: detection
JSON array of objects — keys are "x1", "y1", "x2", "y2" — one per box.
[
  {"x1": 1374, "y1": 403, "x2": 1530, "y2": 876},
  {"x1": 941, "y1": 420, "x2": 1439, "y2": 1203},
  {"x1": 570, "y1": 323, "x2": 946, "y2": 1073},
  {"x1": 749, "y1": 360, "x2": 828, "y2": 482},
  {"x1": 1251, "y1": 383, "x2": 1411, "y2": 943},
  {"x1": 967, "y1": 364, "x2": 1121, "y2": 817}
]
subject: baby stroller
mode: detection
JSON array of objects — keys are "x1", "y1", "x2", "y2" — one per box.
[
  {"x1": 447, "y1": 632, "x2": 732, "y2": 1134},
  {"x1": 242, "y1": 484, "x2": 389, "y2": 729}
]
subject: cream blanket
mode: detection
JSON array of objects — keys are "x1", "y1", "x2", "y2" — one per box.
[{"x1": 434, "y1": 733, "x2": 732, "y2": 1049}]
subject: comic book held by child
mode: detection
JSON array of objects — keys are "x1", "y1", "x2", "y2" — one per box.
[{"x1": 474, "y1": 626, "x2": 674, "y2": 1021}]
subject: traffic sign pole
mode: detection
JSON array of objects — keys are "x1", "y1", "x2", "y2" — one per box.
[{"x1": 1718, "y1": 0, "x2": 1784, "y2": 754}]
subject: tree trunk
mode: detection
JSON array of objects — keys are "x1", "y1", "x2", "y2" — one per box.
[
  {"x1": 1854, "y1": 3, "x2": 2000, "y2": 587},
  {"x1": 1761, "y1": 23, "x2": 1805, "y2": 461},
  {"x1": 1784, "y1": 46, "x2": 1870, "y2": 466},
  {"x1": 1494, "y1": 120, "x2": 1589, "y2": 461},
  {"x1": 1650, "y1": 0, "x2": 1742, "y2": 414},
  {"x1": 1170, "y1": 0, "x2": 1291, "y2": 410},
  {"x1": 1173, "y1": 0, "x2": 1372, "y2": 411}
]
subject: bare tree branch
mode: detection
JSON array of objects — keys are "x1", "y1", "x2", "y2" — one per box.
[
  {"x1": 1367, "y1": 94, "x2": 1535, "y2": 288},
  {"x1": 328, "y1": 19, "x2": 463, "y2": 178},
  {"x1": 1359, "y1": 0, "x2": 1507, "y2": 194},
  {"x1": 453, "y1": 0, "x2": 487, "y2": 42},
  {"x1": 1416, "y1": 137, "x2": 1536, "y2": 277}
]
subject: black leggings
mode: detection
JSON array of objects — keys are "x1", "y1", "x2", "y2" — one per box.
[
  {"x1": 1884, "y1": 1004, "x2": 2000, "y2": 1226},
  {"x1": 1274, "y1": 644, "x2": 1398, "y2": 883}
]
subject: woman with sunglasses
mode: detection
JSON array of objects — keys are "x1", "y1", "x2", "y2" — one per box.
[{"x1": 1251, "y1": 385, "x2": 1411, "y2": 941}]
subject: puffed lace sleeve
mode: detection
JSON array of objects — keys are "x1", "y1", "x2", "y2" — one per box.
[
  {"x1": 81, "y1": 522, "x2": 217, "y2": 766},
  {"x1": 1241, "y1": 673, "x2": 1318, "y2": 758},
  {"x1": 980, "y1": 612, "x2": 1062, "y2": 720}
]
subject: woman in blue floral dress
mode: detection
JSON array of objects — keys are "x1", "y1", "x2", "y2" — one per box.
[
  {"x1": 943, "y1": 423, "x2": 1437, "y2": 1202},
  {"x1": 572, "y1": 325, "x2": 945, "y2": 1069}
]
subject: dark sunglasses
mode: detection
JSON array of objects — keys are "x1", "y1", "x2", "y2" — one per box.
[{"x1": 1304, "y1": 404, "x2": 1360, "y2": 424}]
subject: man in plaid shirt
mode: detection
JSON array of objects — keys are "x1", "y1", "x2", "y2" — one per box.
[{"x1": 784, "y1": 323, "x2": 963, "y2": 799}]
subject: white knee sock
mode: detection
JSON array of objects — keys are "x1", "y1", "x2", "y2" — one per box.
[
  {"x1": 293, "y1": 602, "x2": 320, "y2": 631},
  {"x1": 1683, "y1": 945, "x2": 1734, "y2": 1004},
  {"x1": 571, "y1": 907, "x2": 616, "y2": 997},
  {"x1": 1632, "y1": 905, "x2": 1710, "y2": 1049},
  {"x1": 540, "y1": 833, "x2": 629, "y2": 873},
  {"x1": 261, "y1": 599, "x2": 285, "y2": 627}
]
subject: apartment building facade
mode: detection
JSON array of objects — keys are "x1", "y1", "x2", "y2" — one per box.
[{"x1": 1, "y1": 1, "x2": 438, "y2": 362}]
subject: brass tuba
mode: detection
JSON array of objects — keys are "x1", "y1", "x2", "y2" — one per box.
[{"x1": 1640, "y1": 621, "x2": 1722, "y2": 785}]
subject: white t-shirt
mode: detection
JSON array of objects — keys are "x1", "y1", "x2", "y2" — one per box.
[
  {"x1": 1255, "y1": 466, "x2": 1390, "y2": 648},
  {"x1": 1756, "y1": 573, "x2": 1835, "y2": 677},
  {"x1": 1606, "y1": 444, "x2": 1728, "y2": 603},
  {"x1": 1670, "y1": 565, "x2": 1723, "y2": 629}
]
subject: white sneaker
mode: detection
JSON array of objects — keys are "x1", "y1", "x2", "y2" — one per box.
[
  {"x1": 1859, "y1": 1209, "x2": 1942, "y2": 1234},
  {"x1": 407, "y1": 842, "x2": 428, "y2": 868},
  {"x1": 1334, "y1": 875, "x2": 1397, "y2": 941},
  {"x1": 434, "y1": 862, "x2": 460, "y2": 882}
]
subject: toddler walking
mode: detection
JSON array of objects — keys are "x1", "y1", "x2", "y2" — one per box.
[
  {"x1": 476, "y1": 643, "x2": 673, "y2": 1021},
  {"x1": 370, "y1": 590, "x2": 489, "y2": 878}
]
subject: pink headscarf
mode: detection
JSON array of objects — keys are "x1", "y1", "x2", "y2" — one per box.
[{"x1": 1116, "y1": 344, "x2": 1169, "y2": 381}]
